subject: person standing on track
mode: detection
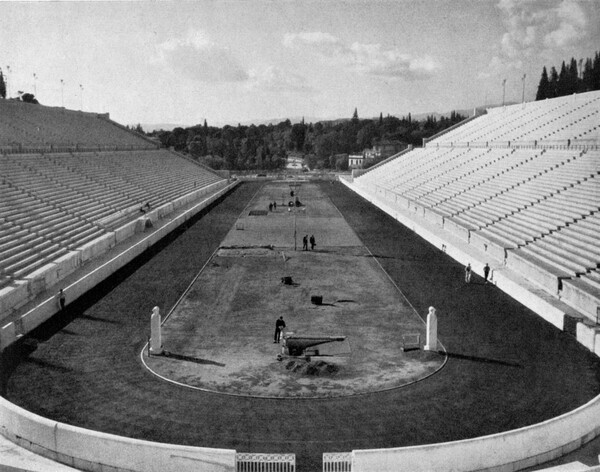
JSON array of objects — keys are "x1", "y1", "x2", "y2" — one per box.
[
  {"x1": 465, "y1": 263, "x2": 472, "y2": 283},
  {"x1": 274, "y1": 316, "x2": 286, "y2": 343},
  {"x1": 303, "y1": 235, "x2": 308, "y2": 250},
  {"x1": 310, "y1": 235, "x2": 316, "y2": 250},
  {"x1": 56, "y1": 288, "x2": 66, "y2": 310}
]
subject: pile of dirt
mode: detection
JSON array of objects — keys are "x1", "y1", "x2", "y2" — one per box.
[{"x1": 285, "y1": 360, "x2": 340, "y2": 376}]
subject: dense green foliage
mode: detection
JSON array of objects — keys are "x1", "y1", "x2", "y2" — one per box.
[
  {"x1": 536, "y1": 51, "x2": 600, "y2": 101},
  {"x1": 148, "y1": 111, "x2": 466, "y2": 171}
]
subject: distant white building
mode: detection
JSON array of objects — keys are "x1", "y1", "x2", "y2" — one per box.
[
  {"x1": 366, "y1": 140, "x2": 406, "y2": 160},
  {"x1": 350, "y1": 140, "x2": 407, "y2": 169},
  {"x1": 348, "y1": 154, "x2": 367, "y2": 169}
]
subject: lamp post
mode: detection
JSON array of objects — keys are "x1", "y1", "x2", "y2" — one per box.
[
  {"x1": 33, "y1": 73, "x2": 37, "y2": 96},
  {"x1": 60, "y1": 79, "x2": 64, "y2": 107},
  {"x1": 521, "y1": 74, "x2": 526, "y2": 104},
  {"x1": 79, "y1": 84, "x2": 83, "y2": 110},
  {"x1": 502, "y1": 78, "x2": 507, "y2": 107}
]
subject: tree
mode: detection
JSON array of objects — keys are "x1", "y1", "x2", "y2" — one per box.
[
  {"x1": 568, "y1": 57, "x2": 579, "y2": 94},
  {"x1": 548, "y1": 67, "x2": 559, "y2": 98},
  {"x1": 356, "y1": 122, "x2": 376, "y2": 150},
  {"x1": 593, "y1": 51, "x2": 600, "y2": 91},
  {"x1": 0, "y1": 69, "x2": 5, "y2": 99},
  {"x1": 19, "y1": 93, "x2": 39, "y2": 104},
  {"x1": 556, "y1": 61, "x2": 569, "y2": 97},
  {"x1": 582, "y1": 58, "x2": 594, "y2": 92},
  {"x1": 290, "y1": 122, "x2": 306, "y2": 151},
  {"x1": 536, "y1": 66, "x2": 550, "y2": 100}
]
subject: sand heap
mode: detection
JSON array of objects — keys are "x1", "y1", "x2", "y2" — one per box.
[{"x1": 285, "y1": 360, "x2": 340, "y2": 376}]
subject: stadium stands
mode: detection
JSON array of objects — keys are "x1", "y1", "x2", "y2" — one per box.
[
  {"x1": 0, "y1": 100, "x2": 229, "y2": 329},
  {"x1": 430, "y1": 91, "x2": 600, "y2": 148},
  {"x1": 0, "y1": 99, "x2": 157, "y2": 151},
  {"x1": 0, "y1": 150, "x2": 224, "y2": 284},
  {"x1": 353, "y1": 90, "x2": 600, "y2": 323}
]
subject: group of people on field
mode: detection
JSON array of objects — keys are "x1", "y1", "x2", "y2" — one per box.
[{"x1": 302, "y1": 234, "x2": 316, "y2": 251}]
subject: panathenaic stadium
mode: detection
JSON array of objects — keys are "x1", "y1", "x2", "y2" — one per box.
[{"x1": 1, "y1": 91, "x2": 600, "y2": 472}]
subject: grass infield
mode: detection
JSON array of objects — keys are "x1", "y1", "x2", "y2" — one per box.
[{"x1": 2, "y1": 180, "x2": 600, "y2": 472}]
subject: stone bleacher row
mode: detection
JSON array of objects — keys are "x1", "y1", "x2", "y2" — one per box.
[
  {"x1": 0, "y1": 150, "x2": 224, "y2": 284},
  {"x1": 432, "y1": 91, "x2": 600, "y2": 147},
  {"x1": 355, "y1": 91, "x2": 600, "y2": 322},
  {"x1": 0, "y1": 99, "x2": 155, "y2": 150}
]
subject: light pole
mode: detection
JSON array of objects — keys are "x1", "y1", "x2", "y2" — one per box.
[
  {"x1": 79, "y1": 84, "x2": 83, "y2": 110},
  {"x1": 33, "y1": 73, "x2": 37, "y2": 96},
  {"x1": 502, "y1": 78, "x2": 507, "y2": 107},
  {"x1": 60, "y1": 79, "x2": 64, "y2": 107},
  {"x1": 521, "y1": 74, "x2": 526, "y2": 104}
]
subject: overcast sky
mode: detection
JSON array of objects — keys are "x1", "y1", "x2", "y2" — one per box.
[{"x1": 2, "y1": 0, "x2": 599, "y2": 127}]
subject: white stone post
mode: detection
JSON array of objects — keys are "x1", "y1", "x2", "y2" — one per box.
[
  {"x1": 150, "y1": 306, "x2": 163, "y2": 355},
  {"x1": 424, "y1": 306, "x2": 438, "y2": 351}
]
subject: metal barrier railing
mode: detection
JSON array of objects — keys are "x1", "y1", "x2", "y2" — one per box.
[
  {"x1": 236, "y1": 452, "x2": 296, "y2": 472},
  {"x1": 323, "y1": 452, "x2": 352, "y2": 472}
]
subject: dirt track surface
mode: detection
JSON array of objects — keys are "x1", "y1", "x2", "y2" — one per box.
[
  {"x1": 2, "y1": 181, "x2": 600, "y2": 472},
  {"x1": 145, "y1": 183, "x2": 444, "y2": 398}
]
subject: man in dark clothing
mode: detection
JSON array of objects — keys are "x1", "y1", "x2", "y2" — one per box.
[
  {"x1": 303, "y1": 235, "x2": 308, "y2": 251},
  {"x1": 484, "y1": 263, "x2": 491, "y2": 284},
  {"x1": 57, "y1": 289, "x2": 66, "y2": 310},
  {"x1": 309, "y1": 235, "x2": 316, "y2": 250},
  {"x1": 274, "y1": 316, "x2": 286, "y2": 343}
]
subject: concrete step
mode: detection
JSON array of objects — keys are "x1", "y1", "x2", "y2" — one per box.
[
  {"x1": 492, "y1": 219, "x2": 540, "y2": 241},
  {"x1": 536, "y1": 239, "x2": 598, "y2": 268},
  {"x1": 545, "y1": 232, "x2": 600, "y2": 258},
  {"x1": 520, "y1": 244, "x2": 586, "y2": 275},
  {"x1": 508, "y1": 211, "x2": 558, "y2": 232}
]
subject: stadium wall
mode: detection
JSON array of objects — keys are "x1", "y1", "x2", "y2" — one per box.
[
  {"x1": 351, "y1": 392, "x2": 600, "y2": 472},
  {"x1": 0, "y1": 395, "x2": 236, "y2": 472},
  {"x1": 0, "y1": 179, "x2": 238, "y2": 351}
]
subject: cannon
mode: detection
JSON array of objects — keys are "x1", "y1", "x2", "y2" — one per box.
[{"x1": 277, "y1": 333, "x2": 349, "y2": 362}]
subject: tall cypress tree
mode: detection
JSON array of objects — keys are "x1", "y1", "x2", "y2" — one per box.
[
  {"x1": 0, "y1": 69, "x2": 5, "y2": 99},
  {"x1": 568, "y1": 57, "x2": 579, "y2": 94},
  {"x1": 582, "y1": 58, "x2": 594, "y2": 92},
  {"x1": 557, "y1": 61, "x2": 569, "y2": 97},
  {"x1": 548, "y1": 66, "x2": 559, "y2": 98},
  {"x1": 536, "y1": 66, "x2": 550, "y2": 100},
  {"x1": 593, "y1": 51, "x2": 600, "y2": 91}
]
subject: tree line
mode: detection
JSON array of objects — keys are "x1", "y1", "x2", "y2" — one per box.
[
  {"x1": 536, "y1": 51, "x2": 600, "y2": 100},
  {"x1": 147, "y1": 110, "x2": 466, "y2": 171}
]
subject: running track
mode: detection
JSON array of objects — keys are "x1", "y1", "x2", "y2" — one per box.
[{"x1": 2, "y1": 181, "x2": 599, "y2": 472}]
